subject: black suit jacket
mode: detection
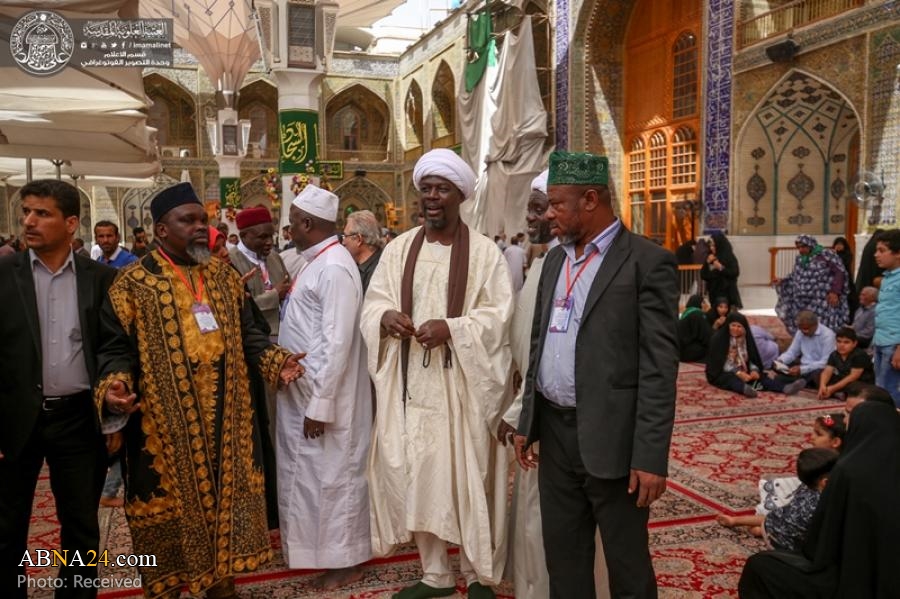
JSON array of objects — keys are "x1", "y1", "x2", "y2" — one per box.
[
  {"x1": 0, "y1": 251, "x2": 116, "y2": 460},
  {"x1": 517, "y1": 227, "x2": 679, "y2": 478}
]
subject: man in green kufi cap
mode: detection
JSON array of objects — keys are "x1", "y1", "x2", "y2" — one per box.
[{"x1": 514, "y1": 151, "x2": 679, "y2": 599}]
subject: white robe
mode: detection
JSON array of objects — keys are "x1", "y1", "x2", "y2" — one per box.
[
  {"x1": 361, "y1": 227, "x2": 514, "y2": 584},
  {"x1": 502, "y1": 254, "x2": 548, "y2": 599},
  {"x1": 276, "y1": 236, "x2": 372, "y2": 569},
  {"x1": 503, "y1": 244, "x2": 527, "y2": 293}
]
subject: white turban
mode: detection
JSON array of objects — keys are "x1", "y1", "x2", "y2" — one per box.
[
  {"x1": 531, "y1": 169, "x2": 549, "y2": 194},
  {"x1": 413, "y1": 148, "x2": 477, "y2": 199},
  {"x1": 292, "y1": 184, "x2": 339, "y2": 222}
]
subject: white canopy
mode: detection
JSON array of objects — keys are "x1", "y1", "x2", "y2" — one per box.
[
  {"x1": 0, "y1": 2, "x2": 157, "y2": 171},
  {"x1": 0, "y1": 157, "x2": 161, "y2": 183}
]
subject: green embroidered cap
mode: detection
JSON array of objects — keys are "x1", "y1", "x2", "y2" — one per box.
[{"x1": 547, "y1": 151, "x2": 609, "y2": 186}]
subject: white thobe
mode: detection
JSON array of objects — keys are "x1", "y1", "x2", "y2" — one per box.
[
  {"x1": 361, "y1": 227, "x2": 514, "y2": 584},
  {"x1": 503, "y1": 246, "x2": 610, "y2": 599},
  {"x1": 503, "y1": 244, "x2": 527, "y2": 293},
  {"x1": 276, "y1": 235, "x2": 373, "y2": 569},
  {"x1": 502, "y1": 254, "x2": 548, "y2": 599}
]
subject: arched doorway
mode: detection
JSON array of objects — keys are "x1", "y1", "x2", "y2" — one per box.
[
  {"x1": 734, "y1": 70, "x2": 861, "y2": 237},
  {"x1": 405, "y1": 81, "x2": 424, "y2": 151},
  {"x1": 622, "y1": 1, "x2": 702, "y2": 249},
  {"x1": 143, "y1": 74, "x2": 197, "y2": 158},
  {"x1": 238, "y1": 80, "x2": 279, "y2": 159},
  {"x1": 121, "y1": 175, "x2": 181, "y2": 237},
  {"x1": 577, "y1": 0, "x2": 702, "y2": 249},
  {"x1": 333, "y1": 177, "x2": 393, "y2": 230},
  {"x1": 324, "y1": 84, "x2": 390, "y2": 161},
  {"x1": 431, "y1": 61, "x2": 456, "y2": 148}
]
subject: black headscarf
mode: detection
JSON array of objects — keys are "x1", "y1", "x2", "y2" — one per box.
[
  {"x1": 703, "y1": 233, "x2": 743, "y2": 308},
  {"x1": 706, "y1": 296, "x2": 732, "y2": 327},
  {"x1": 679, "y1": 294, "x2": 711, "y2": 362},
  {"x1": 831, "y1": 237, "x2": 853, "y2": 276},
  {"x1": 686, "y1": 293, "x2": 703, "y2": 310},
  {"x1": 854, "y1": 229, "x2": 886, "y2": 291},
  {"x1": 705, "y1": 312, "x2": 762, "y2": 383},
  {"x1": 711, "y1": 232, "x2": 736, "y2": 262},
  {"x1": 803, "y1": 400, "x2": 900, "y2": 597}
]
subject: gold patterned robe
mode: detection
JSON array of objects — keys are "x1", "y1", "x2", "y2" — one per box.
[{"x1": 95, "y1": 251, "x2": 292, "y2": 598}]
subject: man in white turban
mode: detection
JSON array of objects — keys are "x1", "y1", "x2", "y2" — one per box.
[
  {"x1": 361, "y1": 149, "x2": 514, "y2": 599},
  {"x1": 276, "y1": 185, "x2": 373, "y2": 588}
]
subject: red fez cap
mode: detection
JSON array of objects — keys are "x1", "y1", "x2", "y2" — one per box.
[{"x1": 235, "y1": 206, "x2": 273, "y2": 230}]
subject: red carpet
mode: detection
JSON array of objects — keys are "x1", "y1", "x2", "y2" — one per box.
[{"x1": 24, "y1": 318, "x2": 835, "y2": 597}]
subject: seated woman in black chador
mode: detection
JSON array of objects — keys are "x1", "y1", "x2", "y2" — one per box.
[
  {"x1": 679, "y1": 294, "x2": 712, "y2": 362},
  {"x1": 738, "y1": 399, "x2": 900, "y2": 598},
  {"x1": 706, "y1": 296, "x2": 733, "y2": 332},
  {"x1": 706, "y1": 312, "x2": 800, "y2": 398}
]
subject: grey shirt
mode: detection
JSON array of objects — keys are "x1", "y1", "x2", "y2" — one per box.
[
  {"x1": 537, "y1": 220, "x2": 622, "y2": 407},
  {"x1": 30, "y1": 250, "x2": 90, "y2": 396},
  {"x1": 852, "y1": 303, "x2": 876, "y2": 340}
]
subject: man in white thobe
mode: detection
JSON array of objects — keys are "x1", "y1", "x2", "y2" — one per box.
[
  {"x1": 361, "y1": 149, "x2": 514, "y2": 599},
  {"x1": 503, "y1": 237, "x2": 528, "y2": 293},
  {"x1": 277, "y1": 184, "x2": 373, "y2": 589}
]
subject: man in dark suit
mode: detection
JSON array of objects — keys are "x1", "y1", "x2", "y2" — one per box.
[
  {"x1": 515, "y1": 152, "x2": 679, "y2": 599},
  {"x1": 0, "y1": 179, "x2": 117, "y2": 598}
]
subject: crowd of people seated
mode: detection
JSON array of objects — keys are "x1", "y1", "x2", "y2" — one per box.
[
  {"x1": 678, "y1": 229, "x2": 900, "y2": 409},
  {"x1": 674, "y1": 229, "x2": 900, "y2": 597}
]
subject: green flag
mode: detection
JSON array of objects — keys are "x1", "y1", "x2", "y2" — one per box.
[
  {"x1": 279, "y1": 110, "x2": 319, "y2": 174},
  {"x1": 219, "y1": 177, "x2": 241, "y2": 209},
  {"x1": 465, "y1": 10, "x2": 496, "y2": 92}
]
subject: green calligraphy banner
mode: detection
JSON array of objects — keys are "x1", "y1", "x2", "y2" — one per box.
[
  {"x1": 219, "y1": 177, "x2": 241, "y2": 209},
  {"x1": 279, "y1": 110, "x2": 319, "y2": 174}
]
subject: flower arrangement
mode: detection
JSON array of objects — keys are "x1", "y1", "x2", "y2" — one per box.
[
  {"x1": 289, "y1": 162, "x2": 333, "y2": 196},
  {"x1": 263, "y1": 167, "x2": 281, "y2": 209},
  {"x1": 222, "y1": 178, "x2": 242, "y2": 221}
]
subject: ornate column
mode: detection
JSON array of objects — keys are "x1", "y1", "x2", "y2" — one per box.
[
  {"x1": 205, "y1": 76, "x2": 253, "y2": 225},
  {"x1": 264, "y1": 0, "x2": 339, "y2": 225},
  {"x1": 555, "y1": 0, "x2": 571, "y2": 150},
  {"x1": 701, "y1": 0, "x2": 736, "y2": 233}
]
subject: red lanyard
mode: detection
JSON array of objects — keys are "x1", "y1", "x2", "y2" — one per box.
[
  {"x1": 564, "y1": 250, "x2": 599, "y2": 299},
  {"x1": 288, "y1": 240, "x2": 341, "y2": 294},
  {"x1": 312, "y1": 240, "x2": 341, "y2": 261},
  {"x1": 157, "y1": 247, "x2": 204, "y2": 304}
]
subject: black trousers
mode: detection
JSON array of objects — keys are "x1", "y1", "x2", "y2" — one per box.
[
  {"x1": 0, "y1": 398, "x2": 107, "y2": 599},
  {"x1": 538, "y1": 400, "x2": 657, "y2": 599}
]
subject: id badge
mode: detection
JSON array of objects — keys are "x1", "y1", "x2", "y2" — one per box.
[
  {"x1": 192, "y1": 303, "x2": 219, "y2": 333},
  {"x1": 549, "y1": 297, "x2": 573, "y2": 333}
]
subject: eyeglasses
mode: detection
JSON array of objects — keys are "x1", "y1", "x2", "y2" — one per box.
[{"x1": 342, "y1": 232, "x2": 361, "y2": 242}]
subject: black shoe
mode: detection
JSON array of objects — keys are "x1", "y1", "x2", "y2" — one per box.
[
  {"x1": 467, "y1": 582, "x2": 496, "y2": 599},
  {"x1": 393, "y1": 582, "x2": 457, "y2": 599}
]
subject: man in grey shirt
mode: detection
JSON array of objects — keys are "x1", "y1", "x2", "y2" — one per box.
[
  {"x1": 0, "y1": 179, "x2": 116, "y2": 599},
  {"x1": 853, "y1": 286, "x2": 877, "y2": 348}
]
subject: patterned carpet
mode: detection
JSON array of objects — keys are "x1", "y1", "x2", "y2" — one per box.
[{"x1": 24, "y1": 316, "x2": 838, "y2": 598}]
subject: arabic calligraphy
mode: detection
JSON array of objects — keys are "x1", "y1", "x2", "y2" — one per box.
[
  {"x1": 281, "y1": 121, "x2": 309, "y2": 164},
  {"x1": 82, "y1": 20, "x2": 169, "y2": 40}
]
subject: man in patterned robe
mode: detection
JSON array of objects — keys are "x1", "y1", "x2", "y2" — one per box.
[{"x1": 95, "y1": 183, "x2": 304, "y2": 599}]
